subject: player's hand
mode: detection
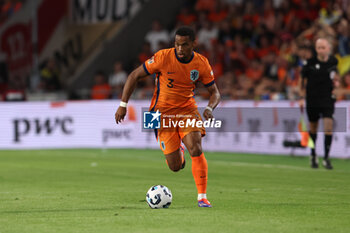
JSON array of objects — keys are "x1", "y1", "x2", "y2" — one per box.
[
  {"x1": 115, "y1": 106, "x2": 127, "y2": 124},
  {"x1": 203, "y1": 109, "x2": 214, "y2": 121},
  {"x1": 333, "y1": 80, "x2": 340, "y2": 88},
  {"x1": 332, "y1": 88, "x2": 343, "y2": 98},
  {"x1": 298, "y1": 99, "x2": 305, "y2": 113}
]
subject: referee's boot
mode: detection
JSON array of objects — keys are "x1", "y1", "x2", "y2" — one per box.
[
  {"x1": 310, "y1": 155, "x2": 319, "y2": 169},
  {"x1": 322, "y1": 158, "x2": 333, "y2": 170}
]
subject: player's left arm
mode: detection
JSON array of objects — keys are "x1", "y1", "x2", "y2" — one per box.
[
  {"x1": 331, "y1": 58, "x2": 340, "y2": 88},
  {"x1": 331, "y1": 59, "x2": 341, "y2": 99},
  {"x1": 203, "y1": 83, "x2": 221, "y2": 120},
  {"x1": 332, "y1": 72, "x2": 340, "y2": 88}
]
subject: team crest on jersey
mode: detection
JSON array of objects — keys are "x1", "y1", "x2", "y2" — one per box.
[
  {"x1": 190, "y1": 69, "x2": 199, "y2": 81},
  {"x1": 161, "y1": 141, "x2": 166, "y2": 150},
  {"x1": 148, "y1": 56, "x2": 154, "y2": 64}
]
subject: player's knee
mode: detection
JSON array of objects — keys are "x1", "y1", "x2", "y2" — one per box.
[
  {"x1": 309, "y1": 127, "x2": 317, "y2": 134},
  {"x1": 188, "y1": 145, "x2": 202, "y2": 157},
  {"x1": 324, "y1": 124, "x2": 332, "y2": 132},
  {"x1": 323, "y1": 119, "x2": 333, "y2": 133},
  {"x1": 324, "y1": 128, "x2": 333, "y2": 134},
  {"x1": 168, "y1": 164, "x2": 181, "y2": 172}
]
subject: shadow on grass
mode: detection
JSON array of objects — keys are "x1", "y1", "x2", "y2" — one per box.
[
  {"x1": 0, "y1": 207, "x2": 116, "y2": 214},
  {"x1": 0, "y1": 204, "x2": 192, "y2": 215},
  {"x1": 118, "y1": 205, "x2": 192, "y2": 210}
]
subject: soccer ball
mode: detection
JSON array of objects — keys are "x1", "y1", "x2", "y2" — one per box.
[{"x1": 146, "y1": 185, "x2": 172, "y2": 209}]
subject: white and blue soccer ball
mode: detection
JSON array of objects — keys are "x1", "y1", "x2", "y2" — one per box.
[{"x1": 146, "y1": 185, "x2": 172, "y2": 209}]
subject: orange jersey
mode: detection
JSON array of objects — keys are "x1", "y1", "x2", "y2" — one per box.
[{"x1": 143, "y1": 48, "x2": 215, "y2": 112}]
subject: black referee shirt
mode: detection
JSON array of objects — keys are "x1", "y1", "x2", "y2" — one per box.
[{"x1": 301, "y1": 55, "x2": 338, "y2": 106}]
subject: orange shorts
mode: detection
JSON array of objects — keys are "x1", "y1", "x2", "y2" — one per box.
[{"x1": 155, "y1": 108, "x2": 205, "y2": 154}]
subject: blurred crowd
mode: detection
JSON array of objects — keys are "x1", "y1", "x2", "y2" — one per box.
[
  {"x1": 1, "y1": 0, "x2": 350, "y2": 101},
  {"x1": 126, "y1": 0, "x2": 350, "y2": 101}
]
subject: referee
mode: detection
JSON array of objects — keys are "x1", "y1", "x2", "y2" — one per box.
[{"x1": 299, "y1": 38, "x2": 339, "y2": 169}]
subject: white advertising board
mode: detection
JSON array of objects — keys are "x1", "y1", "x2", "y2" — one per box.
[{"x1": 0, "y1": 100, "x2": 349, "y2": 158}]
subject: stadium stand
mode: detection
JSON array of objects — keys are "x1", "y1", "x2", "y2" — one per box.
[
  {"x1": 0, "y1": 0, "x2": 25, "y2": 26},
  {"x1": 131, "y1": 0, "x2": 350, "y2": 101},
  {"x1": 0, "y1": 0, "x2": 349, "y2": 101}
]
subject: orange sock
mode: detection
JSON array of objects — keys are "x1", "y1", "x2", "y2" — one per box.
[
  {"x1": 181, "y1": 150, "x2": 185, "y2": 165},
  {"x1": 191, "y1": 153, "x2": 208, "y2": 194}
]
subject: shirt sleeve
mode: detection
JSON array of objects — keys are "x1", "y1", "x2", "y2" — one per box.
[
  {"x1": 200, "y1": 58, "x2": 215, "y2": 87},
  {"x1": 143, "y1": 51, "x2": 164, "y2": 75}
]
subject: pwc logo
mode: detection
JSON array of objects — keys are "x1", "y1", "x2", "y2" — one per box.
[{"x1": 13, "y1": 117, "x2": 74, "y2": 142}]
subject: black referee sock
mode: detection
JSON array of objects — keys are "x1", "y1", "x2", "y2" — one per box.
[
  {"x1": 324, "y1": 135, "x2": 332, "y2": 159},
  {"x1": 309, "y1": 132, "x2": 317, "y2": 157}
]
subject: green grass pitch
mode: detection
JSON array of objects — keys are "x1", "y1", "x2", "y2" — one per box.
[{"x1": 0, "y1": 149, "x2": 349, "y2": 233}]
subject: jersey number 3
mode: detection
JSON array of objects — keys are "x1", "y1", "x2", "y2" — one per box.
[{"x1": 167, "y1": 78, "x2": 174, "y2": 88}]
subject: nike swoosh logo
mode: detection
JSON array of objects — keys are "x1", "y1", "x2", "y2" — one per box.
[{"x1": 167, "y1": 72, "x2": 175, "y2": 74}]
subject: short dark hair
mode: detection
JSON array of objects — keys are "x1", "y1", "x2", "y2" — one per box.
[{"x1": 175, "y1": 26, "x2": 195, "y2": 41}]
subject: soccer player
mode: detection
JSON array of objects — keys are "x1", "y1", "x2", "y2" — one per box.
[
  {"x1": 299, "y1": 38, "x2": 339, "y2": 169},
  {"x1": 115, "y1": 26, "x2": 221, "y2": 207}
]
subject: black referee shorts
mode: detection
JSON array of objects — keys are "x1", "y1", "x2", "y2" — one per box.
[{"x1": 306, "y1": 104, "x2": 334, "y2": 122}]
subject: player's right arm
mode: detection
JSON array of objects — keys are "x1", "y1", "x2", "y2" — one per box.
[
  {"x1": 115, "y1": 65, "x2": 148, "y2": 124},
  {"x1": 116, "y1": 51, "x2": 163, "y2": 124}
]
